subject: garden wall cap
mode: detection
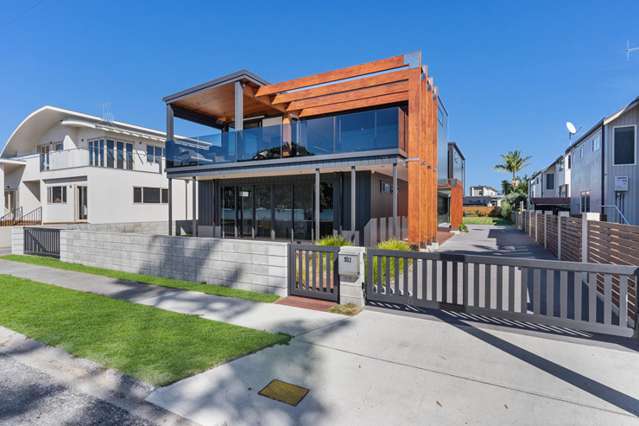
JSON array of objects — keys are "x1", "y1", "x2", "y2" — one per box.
[{"x1": 339, "y1": 246, "x2": 365, "y2": 255}]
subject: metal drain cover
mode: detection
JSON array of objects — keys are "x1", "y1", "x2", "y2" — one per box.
[{"x1": 258, "y1": 379, "x2": 309, "y2": 406}]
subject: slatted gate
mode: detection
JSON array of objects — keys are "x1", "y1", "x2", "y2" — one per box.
[
  {"x1": 288, "y1": 244, "x2": 340, "y2": 302},
  {"x1": 24, "y1": 227, "x2": 61, "y2": 258},
  {"x1": 366, "y1": 249, "x2": 639, "y2": 338}
]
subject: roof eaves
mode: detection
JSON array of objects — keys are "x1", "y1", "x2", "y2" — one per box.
[{"x1": 163, "y1": 69, "x2": 270, "y2": 103}]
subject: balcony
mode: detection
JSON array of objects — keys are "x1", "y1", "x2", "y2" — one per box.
[
  {"x1": 40, "y1": 148, "x2": 89, "y2": 171},
  {"x1": 167, "y1": 105, "x2": 407, "y2": 169}
]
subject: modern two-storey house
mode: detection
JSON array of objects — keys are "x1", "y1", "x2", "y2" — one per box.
[
  {"x1": 0, "y1": 106, "x2": 190, "y2": 225},
  {"x1": 163, "y1": 52, "x2": 445, "y2": 247}
]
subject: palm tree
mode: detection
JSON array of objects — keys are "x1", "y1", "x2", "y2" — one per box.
[{"x1": 495, "y1": 150, "x2": 531, "y2": 186}]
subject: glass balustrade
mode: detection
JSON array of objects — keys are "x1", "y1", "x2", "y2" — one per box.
[{"x1": 166, "y1": 105, "x2": 406, "y2": 168}]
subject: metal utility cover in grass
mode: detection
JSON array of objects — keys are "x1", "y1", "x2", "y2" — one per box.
[{"x1": 258, "y1": 379, "x2": 309, "y2": 406}]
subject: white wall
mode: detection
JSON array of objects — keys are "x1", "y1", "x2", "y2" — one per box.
[{"x1": 569, "y1": 128, "x2": 603, "y2": 215}]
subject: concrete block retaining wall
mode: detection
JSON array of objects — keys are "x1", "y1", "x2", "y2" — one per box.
[{"x1": 59, "y1": 230, "x2": 289, "y2": 295}]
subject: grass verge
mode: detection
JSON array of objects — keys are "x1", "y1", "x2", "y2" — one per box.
[
  {"x1": 0, "y1": 275, "x2": 290, "y2": 386},
  {"x1": 1, "y1": 255, "x2": 279, "y2": 303},
  {"x1": 462, "y1": 216, "x2": 512, "y2": 226}
]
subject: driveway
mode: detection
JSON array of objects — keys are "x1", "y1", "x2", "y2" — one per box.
[
  {"x1": 147, "y1": 308, "x2": 639, "y2": 425},
  {"x1": 440, "y1": 224, "x2": 555, "y2": 259}
]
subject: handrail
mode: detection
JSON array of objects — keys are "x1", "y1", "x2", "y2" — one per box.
[{"x1": 0, "y1": 207, "x2": 23, "y2": 226}]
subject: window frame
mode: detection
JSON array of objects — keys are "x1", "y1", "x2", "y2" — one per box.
[
  {"x1": 612, "y1": 124, "x2": 637, "y2": 166},
  {"x1": 47, "y1": 185, "x2": 67, "y2": 204},
  {"x1": 133, "y1": 186, "x2": 168, "y2": 204},
  {"x1": 545, "y1": 173, "x2": 554, "y2": 190}
]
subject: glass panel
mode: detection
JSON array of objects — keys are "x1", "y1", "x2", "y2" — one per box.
[
  {"x1": 89, "y1": 141, "x2": 94, "y2": 166},
  {"x1": 166, "y1": 105, "x2": 403, "y2": 169},
  {"x1": 438, "y1": 194, "x2": 450, "y2": 224},
  {"x1": 116, "y1": 142, "x2": 124, "y2": 169},
  {"x1": 126, "y1": 144, "x2": 133, "y2": 170},
  {"x1": 293, "y1": 181, "x2": 313, "y2": 240},
  {"x1": 320, "y1": 182, "x2": 334, "y2": 237},
  {"x1": 143, "y1": 187, "x2": 161, "y2": 203},
  {"x1": 238, "y1": 186, "x2": 253, "y2": 237},
  {"x1": 106, "y1": 140, "x2": 114, "y2": 168},
  {"x1": 147, "y1": 145, "x2": 154, "y2": 163},
  {"x1": 161, "y1": 188, "x2": 168, "y2": 203},
  {"x1": 273, "y1": 184, "x2": 292, "y2": 239},
  {"x1": 255, "y1": 185, "x2": 272, "y2": 238},
  {"x1": 222, "y1": 186, "x2": 236, "y2": 236},
  {"x1": 155, "y1": 146, "x2": 163, "y2": 164},
  {"x1": 614, "y1": 127, "x2": 635, "y2": 165},
  {"x1": 99, "y1": 140, "x2": 105, "y2": 167},
  {"x1": 133, "y1": 187, "x2": 142, "y2": 203}
]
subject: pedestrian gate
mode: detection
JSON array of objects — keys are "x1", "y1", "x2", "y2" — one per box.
[{"x1": 288, "y1": 244, "x2": 340, "y2": 302}]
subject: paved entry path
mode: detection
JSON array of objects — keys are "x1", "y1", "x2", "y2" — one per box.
[
  {"x1": 0, "y1": 259, "x2": 343, "y2": 337},
  {"x1": 440, "y1": 224, "x2": 556, "y2": 259}
]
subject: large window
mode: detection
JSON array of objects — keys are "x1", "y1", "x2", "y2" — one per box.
[
  {"x1": 545, "y1": 173, "x2": 554, "y2": 190},
  {"x1": 47, "y1": 186, "x2": 67, "y2": 204},
  {"x1": 614, "y1": 126, "x2": 636, "y2": 165},
  {"x1": 106, "y1": 140, "x2": 115, "y2": 168},
  {"x1": 580, "y1": 191, "x2": 591, "y2": 213},
  {"x1": 91, "y1": 139, "x2": 132, "y2": 169},
  {"x1": 126, "y1": 143, "x2": 133, "y2": 170},
  {"x1": 133, "y1": 187, "x2": 168, "y2": 204}
]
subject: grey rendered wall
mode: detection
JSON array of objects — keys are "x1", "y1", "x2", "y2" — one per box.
[
  {"x1": 370, "y1": 173, "x2": 408, "y2": 218},
  {"x1": 568, "y1": 128, "x2": 603, "y2": 215},
  {"x1": 59, "y1": 231, "x2": 288, "y2": 295},
  {"x1": 604, "y1": 106, "x2": 639, "y2": 224}
]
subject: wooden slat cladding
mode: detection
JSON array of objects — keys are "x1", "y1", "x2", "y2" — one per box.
[
  {"x1": 256, "y1": 55, "x2": 407, "y2": 97},
  {"x1": 287, "y1": 80, "x2": 409, "y2": 111},
  {"x1": 546, "y1": 215, "x2": 558, "y2": 257},
  {"x1": 271, "y1": 69, "x2": 412, "y2": 105},
  {"x1": 449, "y1": 181, "x2": 464, "y2": 229},
  {"x1": 298, "y1": 92, "x2": 409, "y2": 117}
]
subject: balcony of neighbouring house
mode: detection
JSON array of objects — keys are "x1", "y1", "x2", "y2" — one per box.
[{"x1": 166, "y1": 105, "x2": 407, "y2": 169}]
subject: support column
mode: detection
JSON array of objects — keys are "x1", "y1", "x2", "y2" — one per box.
[
  {"x1": 351, "y1": 166, "x2": 356, "y2": 232},
  {"x1": 234, "y1": 81, "x2": 244, "y2": 131},
  {"x1": 581, "y1": 212, "x2": 600, "y2": 263},
  {"x1": 192, "y1": 176, "x2": 197, "y2": 237},
  {"x1": 557, "y1": 211, "x2": 569, "y2": 260},
  {"x1": 168, "y1": 178, "x2": 173, "y2": 236},
  {"x1": 315, "y1": 168, "x2": 320, "y2": 241},
  {"x1": 166, "y1": 104, "x2": 174, "y2": 236},
  {"x1": 392, "y1": 161, "x2": 398, "y2": 237}
]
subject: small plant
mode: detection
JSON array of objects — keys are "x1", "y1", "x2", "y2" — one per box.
[
  {"x1": 458, "y1": 223, "x2": 468, "y2": 232},
  {"x1": 372, "y1": 239, "x2": 412, "y2": 284},
  {"x1": 317, "y1": 235, "x2": 352, "y2": 247}
]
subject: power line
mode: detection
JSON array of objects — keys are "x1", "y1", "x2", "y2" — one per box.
[{"x1": 1, "y1": 0, "x2": 47, "y2": 28}]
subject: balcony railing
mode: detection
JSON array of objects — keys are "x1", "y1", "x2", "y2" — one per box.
[
  {"x1": 167, "y1": 105, "x2": 406, "y2": 169},
  {"x1": 40, "y1": 148, "x2": 89, "y2": 171}
]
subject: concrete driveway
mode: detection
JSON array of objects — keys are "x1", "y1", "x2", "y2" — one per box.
[
  {"x1": 147, "y1": 308, "x2": 639, "y2": 426},
  {"x1": 440, "y1": 224, "x2": 555, "y2": 259}
]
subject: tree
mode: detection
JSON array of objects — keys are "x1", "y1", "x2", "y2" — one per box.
[{"x1": 495, "y1": 150, "x2": 531, "y2": 186}]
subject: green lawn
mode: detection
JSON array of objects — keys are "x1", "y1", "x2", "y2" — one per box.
[
  {"x1": 462, "y1": 216, "x2": 512, "y2": 226},
  {"x1": 1, "y1": 255, "x2": 278, "y2": 303},
  {"x1": 0, "y1": 275, "x2": 289, "y2": 386}
]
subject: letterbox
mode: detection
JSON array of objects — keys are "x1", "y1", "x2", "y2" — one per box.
[{"x1": 338, "y1": 252, "x2": 359, "y2": 276}]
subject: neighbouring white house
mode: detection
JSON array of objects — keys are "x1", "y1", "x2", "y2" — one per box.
[
  {"x1": 469, "y1": 185, "x2": 498, "y2": 197},
  {"x1": 0, "y1": 106, "x2": 193, "y2": 225}
]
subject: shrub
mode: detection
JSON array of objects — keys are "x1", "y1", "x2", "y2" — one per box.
[
  {"x1": 500, "y1": 201, "x2": 512, "y2": 219},
  {"x1": 459, "y1": 223, "x2": 468, "y2": 232},
  {"x1": 317, "y1": 235, "x2": 351, "y2": 247},
  {"x1": 372, "y1": 239, "x2": 412, "y2": 285}
]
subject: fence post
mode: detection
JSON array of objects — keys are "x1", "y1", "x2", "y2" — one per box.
[
  {"x1": 581, "y1": 212, "x2": 600, "y2": 263},
  {"x1": 543, "y1": 211, "x2": 552, "y2": 249},
  {"x1": 557, "y1": 211, "x2": 569, "y2": 260},
  {"x1": 535, "y1": 211, "x2": 539, "y2": 243}
]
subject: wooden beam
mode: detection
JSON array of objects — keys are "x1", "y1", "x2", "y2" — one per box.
[
  {"x1": 287, "y1": 81, "x2": 408, "y2": 111},
  {"x1": 256, "y1": 55, "x2": 407, "y2": 97},
  {"x1": 243, "y1": 85, "x2": 288, "y2": 114},
  {"x1": 271, "y1": 69, "x2": 411, "y2": 105},
  {"x1": 298, "y1": 92, "x2": 408, "y2": 118}
]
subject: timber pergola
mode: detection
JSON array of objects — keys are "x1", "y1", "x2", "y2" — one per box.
[{"x1": 164, "y1": 51, "x2": 441, "y2": 246}]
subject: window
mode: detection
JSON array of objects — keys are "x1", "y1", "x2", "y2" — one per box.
[
  {"x1": 558, "y1": 161, "x2": 564, "y2": 172},
  {"x1": 380, "y1": 181, "x2": 393, "y2": 193},
  {"x1": 116, "y1": 142, "x2": 124, "y2": 169},
  {"x1": 54, "y1": 142, "x2": 63, "y2": 151},
  {"x1": 133, "y1": 186, "x2": 168, "y2": 204},
  {"x1": 47, "y1": 186, "x2": 67, "y2": 204},
  {"x1": 89, "y1": 141, "x2": 95, "y2": 166},
  {"x1": 580, "y1": 191, "x2": 591, "y2": 213},
  {"x1": 580, "y1": 145, "x2": 584, "y2": 159},
  {"x1": 133, "y1": 187, "x2": 142, "y2": 203},
  {"x1": 613, "y1": 126, "x2": 635, "y2": 165},
  {"x1": 106, "y1": 140, "x2": 114, "y2": 167},
  {"x1": 147, "y1": 145, "x2": 154, "y2": 163},
  {"x1": 593, "y1": 135, "x2": 600, "y2": 151},
  {"x1": 99, "y1": 140, "x2": 105, "y2": 167},
  {"x1": 154, "y1": 146, "x2": 163, "y2": 164},
  {"x1": 567, "y1": 154, "x2": 571, "y2": 169},
  {"x1": 126, "y1": 143, "x2": 133, "y2": 170},
  {"x1": 545, "y1": 173, "x2": 554, "y2": 190}
]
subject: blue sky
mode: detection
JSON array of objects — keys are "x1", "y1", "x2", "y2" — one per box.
[{"x1": 1, "y1": 0, "x2": 638, "y2": 192}]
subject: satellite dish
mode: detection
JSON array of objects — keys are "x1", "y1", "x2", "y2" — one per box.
[{"x1": 566, "y1": 121, "x2": 577, "y2": 135}]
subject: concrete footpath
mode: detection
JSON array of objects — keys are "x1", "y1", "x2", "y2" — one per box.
[{"x1": 2, "y1": 258, "x2": 639, "y2": 425}]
